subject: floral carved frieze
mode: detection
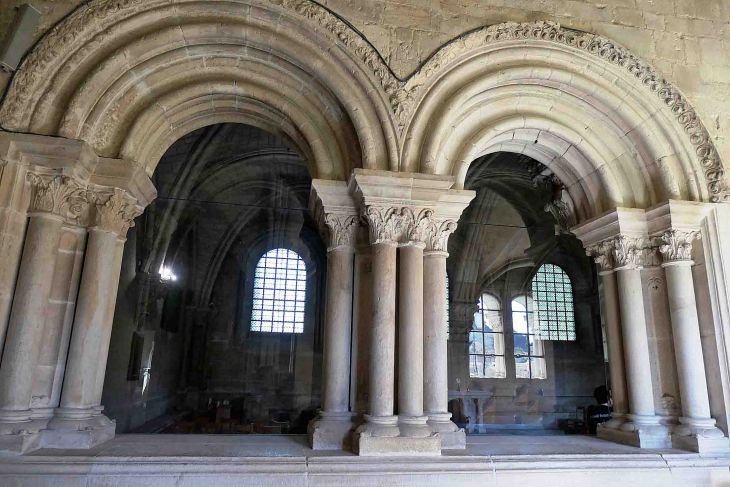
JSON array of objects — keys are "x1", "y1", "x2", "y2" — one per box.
[
  {"x1": 88, "y1": 187, "x2": 142, "y2": 236},
  {"x1": 653, "y1": 229, "x2": 701, "y2": 263},
  {"x1": 26, "y1": 173, "x2": 89, "y2": 223}
]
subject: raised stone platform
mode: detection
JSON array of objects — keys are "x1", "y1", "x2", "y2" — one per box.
[{"x1": 2, "y1": 434, "x2": 730, "y2": 486}]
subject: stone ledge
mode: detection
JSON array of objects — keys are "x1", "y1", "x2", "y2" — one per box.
[{"x1": 598, "y1": 425, "x2": 673, "y2": 449}]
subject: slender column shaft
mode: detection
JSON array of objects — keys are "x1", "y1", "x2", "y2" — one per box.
[
  {"x1": 423, "y1": 252, "x2": 448, "y2": 415},
  {"x1": 322, "y1": 246, "x2": 355, "y2": 413},
  {"x1": 664, "y1": 262, "x2": 712, "y2": 420},
  {"x1": 398, "y1": 244, "x2": 425, "y2": 417},
  {"x1": 615, "y1": 267, "x2": 655, "y2": 419},
  {"x1": 600, "y1": 271, "x2": 629, "y2": 422},
  {"x1": 0, "y1": 212, "x2": 64, "y2": 428},
  {"x1": 369, "y1": 242, "x2": 398, "y2": 417},
  {"x1": 31, "y1": 225, "x2": 86, "y2": 419},
  {"x1": 92, "y1": 237, "x2": 126, "y2": 409},
  {"x1": 58, "y1": 228, "x2": 118, "y2": 411}
]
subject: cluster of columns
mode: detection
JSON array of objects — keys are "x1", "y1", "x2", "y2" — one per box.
[
  {"x1": 576, "y1": 204, "x2": 729, "y2": 453},
  {"x1": 0, "y1": 135, "x2": 153, "y2": 454},
  {"x1": 307, "y1": 172, "x2": 474, "y2": 455}
]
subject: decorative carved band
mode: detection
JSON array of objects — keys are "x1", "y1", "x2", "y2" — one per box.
[
  {"x1": 26, "y1": 173, "x2": 88, "y2": 223},
  {"x1": 360, "y1": 205, "x2": 458, "y2": 250},
  {"x1": 88, "y1": 187, "x2": 142, "y2": 236},
  {"x1": 653, "y1": 229, "x2": 701, "y2": 263}
]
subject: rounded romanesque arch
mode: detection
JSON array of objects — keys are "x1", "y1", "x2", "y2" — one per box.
[
  {"x1": 0, "y1": 0, "x2": 402, "y2": 180},
  {"x1": 399, "y1": 21, "x2": 728, "y2": 223}
]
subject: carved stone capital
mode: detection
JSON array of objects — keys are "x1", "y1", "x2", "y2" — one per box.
[
  {"x1": 88, "y1": 187, "x2": 142, "y2": 236},
  {"x1": 26, "y1": 172, "x2": 89, "y2": 223},
  {"x1": 361, "y1": 205, "x2": 411, "y2": 244},
  {"x1": 586, "y1": 235, "x2": 649, "y2": 271},
  {"x1": 653, "y1": 229, "x2": 701, "y2": 263},
  {"x1": 319, "y1": 213, "x2": 359, "y2": 250}
]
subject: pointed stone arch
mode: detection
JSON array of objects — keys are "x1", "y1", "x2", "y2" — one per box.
[{"x1": 398, "y1": 21, "x2": 728, "y2": 223}]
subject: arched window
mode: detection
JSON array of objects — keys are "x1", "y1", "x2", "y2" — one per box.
[
  {"x1": 250, "y1": 248, "x2": 306, "y2": 333},
  {"x1": 531, "y1": 264, "x2": 575, "y2": 341},
  {"x1": 512, "y1": 296, "x2": 546, "y2": 379},
  {"x1": 469, "y1": 293, "x2": 506, "y2": 378}
]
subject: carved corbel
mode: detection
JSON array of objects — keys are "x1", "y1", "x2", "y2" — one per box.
[
  {"x1": 26, "y1": 172, "x2": 89, "y2": 224},
  {"x1": 653, "y1": 229, "x2": 701, "y2": 264},
  {"x1": 88, "y1": 187, "x2": 143, "y2": 237}
]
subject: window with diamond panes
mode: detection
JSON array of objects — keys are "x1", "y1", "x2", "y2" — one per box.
[
  {"x1": 512, "y1": 296, "x2": 546, "y2": 379},
  {"x1": 250, "y1": 249, "x2": 306, "y2": 333},
  {"x1": 469, "y1": 293, "x2": 506, "y2": 378},
  {"x1": 531, "y1": 264, "x2": 575, "y2": 341}
]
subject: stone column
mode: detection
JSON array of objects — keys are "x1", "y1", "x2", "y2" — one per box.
[
  {"x1": 30, "y1": 225, "x2": 87, "y2": 427},
  {"x1": 398, "y1": 241, "x2": 430, "y2": 437},
  {"x1": 308, "y1": 213, "x2": 358, "y2": 450},
  {"x1": 423, "y1": 224, "x2": 465, "y2": 449},
  {"x1": 90, "y1": 236, "x2": 127, "y2": 424},
  {"x1": 46, "y1": 189, "x2": 141, "y2": 448},
  {"x1": 611, "y1": 236, "x2": 668, "y2": 446},
  {"x1": 587, "y1": 242, "x2": 629, "y2": 429},
  {"x1": 656, "y1": 230, "x2": 729, "y2": 453},
  {"x1": 0, "y1": 174, "x2": 87, "y2": 453}
]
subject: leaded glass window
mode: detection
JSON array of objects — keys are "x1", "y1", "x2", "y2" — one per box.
[
  {"x1": 512, "y1": 296, "x2": 546, "y2": 380},
  {"x1": 469, "y1": 293, "x2": 506, "y2": 378},
  {"x1": 250, "y1": 248, "x2": 306, "y2": 333},
  {"x1": 531, "y1": 264, "x2": 575, "y2": 341}
]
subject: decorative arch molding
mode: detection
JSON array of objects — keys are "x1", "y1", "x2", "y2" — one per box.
[
  {"x1": 0, "y1": 5, "x2": 724, "y2": 209},
  {"x1": 0, "y1": 0, "x2": 399, "y2": 179},
  {"x1": 399, "y1": 21, "x2": 728, "y2": 216}
]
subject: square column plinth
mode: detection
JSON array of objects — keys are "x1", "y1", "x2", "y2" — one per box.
[
  {"x1": 597, "y1": 422, "x2": 671, "y2": 449},
  {"x1": 352, "y1": 415, "x2": 441, "y2": 456},
  {"x1": 308, "y1": 412, "x2": 356, "y2": 450}
]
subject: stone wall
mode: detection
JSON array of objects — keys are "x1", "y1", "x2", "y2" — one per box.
[{"x1": 0, "y1": 0, "x2": 728, "y2": 159}]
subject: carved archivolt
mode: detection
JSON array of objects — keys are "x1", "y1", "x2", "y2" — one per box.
[{"x1": 0, "y1": 1, "x2": 724, "y2": 203}]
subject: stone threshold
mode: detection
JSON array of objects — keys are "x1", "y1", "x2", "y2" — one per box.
[{"x1": 1, "y1": 434, "x2": 730, "y2": 486}]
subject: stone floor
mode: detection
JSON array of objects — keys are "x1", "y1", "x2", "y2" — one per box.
[{"x1": 1, "y1": 434, "x2": 730, "y2": 486}]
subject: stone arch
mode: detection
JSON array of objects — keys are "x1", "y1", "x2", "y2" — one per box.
[
  {"x1": 399, "y1": 21, "x2": 728, "y2": 223},
  {"x1": 0, "y1": 0, "x2": 401, "y2": 180}
]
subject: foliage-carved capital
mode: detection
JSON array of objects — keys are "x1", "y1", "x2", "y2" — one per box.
[
  {"x1": 88, "y1": 187, "x2": 142, "y2": 236},
  {"x1": 586, "y1": 235, "x2": 650, "y2": 271},
  {"x1": 26, "y1": 172, "x2": 89, "y2": 223},
  {"x1": 320, "y1": 213, "x2": 359, "y2": 250},
  {"x1": 653, "y1": 229, "x2": 701, "y2": 263}
]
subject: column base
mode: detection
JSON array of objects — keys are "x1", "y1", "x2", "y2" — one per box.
[
  {"x1": 427, "y1": 412, "x2": 466, "y2": 449},
  {"x1": 43, "y1": 408, "x2": 116, "y2": 449},
  {"x1": 352, "y1": 415, "x2": 440, "y2": 456},
  {"x1": 600, "y1": 412, "x2": 627, "y2": 430},
  {"x1": 307, "y1": 411, "x2": 356, "y2": 450},
  {"x1": 40, "y1": 422, "x2": 115, "y2": 449},
  {"x1": 0, "y1": 431, "x2": 42, "y2": 454},
  {"x1": 597, "y1": 415, "x2": 671, "y2": 449},
  {"x1": 671, "y1": 417, "x2": 730, "y2": 453}
]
